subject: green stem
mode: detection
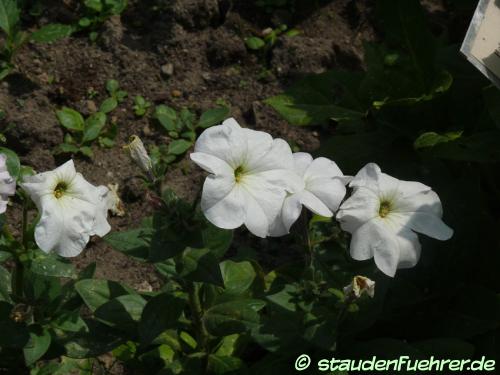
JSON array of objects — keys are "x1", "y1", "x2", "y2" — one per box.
[
  {"x1": 187, "y1": 282, "x2": 209, "y2": 353},
  {"x1": 300, "y1": 211, "x2": 314, "y2": 281},
  {"x1": 21, "y1": 203, "x2": 28, "y2": 250},
  {"x1": 13, "y1": 202, "x2": 29, "y2": 300}
]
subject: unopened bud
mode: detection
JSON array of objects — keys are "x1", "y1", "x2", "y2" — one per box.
[{"x1": 124, "y1": 135, "x2": 153, "y2": 179}]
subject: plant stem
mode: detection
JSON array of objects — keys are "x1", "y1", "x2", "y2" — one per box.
[
  {"x1": 13, "y1": 202, "x2": 29, "y2": 300},
  {"x1": 300, "y1": 211, "x2": 314, "y2": 281},
  {"x1": 187, "y1": 282, "x2": 209, "y2": 352},
  {"x1": 21, "y1": 203, "x2": 28, "y2": 250}
]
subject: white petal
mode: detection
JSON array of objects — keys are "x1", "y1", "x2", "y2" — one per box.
[
  {"x1": 405, "y1": 212, "x2": 453, "y2": 240},
  {"x1": 253, "y1": 169, "x2": 304, "y2": 194},
  {"x1": 304, "y1": 157, "x2": 344, "y2": 181},
  {"x1": 54, "y1": 160, "x2": 77, "y2": 184},
  {"x1": 203, "y1": 184, "x2": 246, "y2": 230},
  {"x1": 200, "y1": 173, "x2": 235, "y2": 211},
  {"x1": 336, "y1": 187, "x2": 379, "y2": 233},
  {"x1": 292, "y1": 152, "x2": 313, "y2": 177},
  {"x1": 241, "y1": 128, "x2": 274, "y2": 170},
  {"x1": 190, "y1": 152, "x2": 234, "y2": 176},
  {"x1": 349, "y1": 163, "x2": 381, "y2": 188},
  {"x1": 306, "y1": 178, "x2": 346, "y2": 212},
  {"x1": 243, "y1": 192, "x2": 270, "y2": 238},
  {"x1": 280, "y1": 193, "x2": 304, "y2": 234},
  {"x1": 240, "y1": 174, "x2": 287, "y2": 230},
  {"x1": 397, "y1": 179, "x2": 431, "y2": 198},
  {"x1": 300, "y1": 190, "x2": 332, "y2": 217},
  {"x1": 350, "y1": 219, "x2": 399, "y2": 278},
  {"x1": 395, "y1": 189, "x2": 443, "y2": 217},
  {"x1": 194, "y1": 119, "x2": 246, "y2": 169},
  {"x1": 35, "y1": 196, "x2": 93, "y2": 257},
  {"x1": 246, "y1": 138, "x2": 294, "y2": 173},
  {"x1": 92, "y1": 185, "x2": 112, "y2": 237},
  {"x1": 396, "y1": 229, "x2": 421, "y2": 269}
]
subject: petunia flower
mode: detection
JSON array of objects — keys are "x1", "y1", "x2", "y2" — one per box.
[
  {"x1": 337, "y1": 163, "x2": 453, "y2": 277},
  {"x1": 269, "y1": 152, "x2": 349, "y2": 236},
  {"x1": 190, "y1": 118, "x2": 301, "y2": 238},
  {"x1": 0, "y1": 154, "x2": 16, "y2": 213},
  {"x1": 21, "y1": 160, "x2": 111, "y2": 257},
  {"x1": 343, "y1": 275, "x2": 375, "y2": 299}
]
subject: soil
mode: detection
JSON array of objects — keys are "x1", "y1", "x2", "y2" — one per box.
[{"x1": 4, "y1": 0, "x2": 460, "y2": 291}]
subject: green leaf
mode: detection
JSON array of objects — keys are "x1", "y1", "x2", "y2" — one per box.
[
  {"x1": 82, "y1": 112, "x2": 106, "y2": 143},
  {"x1": 414, "y1": 131, "x2": 463, "y2": 150},
  {"x1": 30, "y1": 250, "x2": 77, "y2": 279},
  {"x1": 52, "y1": 311, "x2": 88, "y2": 333},
  {"x1": 220, "y1": 260, "x2": 256, "y2": 295},
  {"x1": 198, "y1": 107, "x2": 230, "y2": 129},
  {"x1": 155, "y1": 105, "x2": 178, "y2": 131},
  {"x1": 56, "y1": 107, "x2": 85, "y2": 131},
  {"x1": 208, "y1": 355, "x2": 244, "y2": 374},
  {"x1": 106, "y1": 79, "x2": 119, "y2": 94},
  {"x1": 84, "y1": 0, "x2": 103, "y2": 12},
  {"x1": 58, "y1": 143, "x2": 79, "y2": 154},
  {"x1": 95, "y1": 294, "x2": 146, "y2": 331},
  {"x1": 265, "y1": 70, "x2": 366, "y2": 126},
  {"x1": 168, "y1": 139, "x2": 192, "y2": 155},
  {"x1": 100, "y1": 97, "x2": 118, "y2": 113},
  {"x1": 245, "y1": 37, "x2": 265, "y2": 50},
  {"x1": 31, "y1": 24, "x2": 74, "y2": 43},
  {"x1": 23, "y1": 326, "x2": 51, "y2": 366},
  {"x1": 0, "y1": 146, "x2": 20, "y2": 179},
  {"x1": 177, "y1": 248, "x2": 224, "y2": 286},
  {"x1": 0, "y1": 250, "x2": 11, "y2": 262},
  {"x1": 104, "y1": 228, "x2": 150, "y2": 261},
  {"x1": 203, "y1": 299, "x2": 266, "y2": 336},
  {"x1": 202, "y1": 223, "x2": 233, "y2": 258},
  {"x1": 75, "y1": 279, "x2": 133, "y2": 312},
  {"x1": 79, "y1": 146, "x2": 93, "y2": 158},
  {"x1": 139, "y1": 294, "x2": 185, "y2": 344},
  {"x1": 0, "y1": 0, "x2": 20, "y2": 35}
]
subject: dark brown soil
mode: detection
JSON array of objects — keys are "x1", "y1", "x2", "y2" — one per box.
[{"x1": 0, "y1": 0, "x2": 377, "y2": 289}]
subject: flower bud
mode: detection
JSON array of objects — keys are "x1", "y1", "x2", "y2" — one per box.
[
  {"x1": 106, "y1": 183, "x2": 125, "y2": 217},
  {"x1": 343, "y1": 275, "x2": 375, "y2": 299},
  {"x1": 124, "y1": 135, "x2": 153, "y2": 179}
]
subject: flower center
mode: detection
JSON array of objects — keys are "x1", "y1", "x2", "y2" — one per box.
[
  {"x1": 378, "y1": 200, "x2": 392, "y2": 218},
  {"x1": 54, "y1": 182, "x2": 68, "y2": 199},
  {"x1": 234, "y1": 166, "x2": 245, "y2": 183}
]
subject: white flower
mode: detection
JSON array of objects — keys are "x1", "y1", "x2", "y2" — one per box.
[
  {"x1": 269, "y1": 152, "x2": 349, "y2": 236},
  {"x1": 0, "y1": 154, "x2": 16, "y2": 213},
  {"x1": 190, "y1": 118, "x2": 301, "y2": 238},
  {"x1": 21, "y1": 160, "x2": 111, "y2": 257},
  {"x1": 337, "y1": 163, "x2": 453, "y2": 277},
  {"x1": 343, "y1": 275, "x2": 375, "y2": 299},
  {"x1": 124, "y1": 135, "x2": 153, "y2": 177}
]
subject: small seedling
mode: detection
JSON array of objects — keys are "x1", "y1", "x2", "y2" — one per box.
[
  {"x1": 151, "y1": 105, "x2": 230, "y2": 175},
  {"x1": 133, "y1": 95, "x2": 151, "y2": 117},
  {"x1": 245, "y1": 24, "x2": 300, "y2": 53},
  {"x1": 78, "y1": 0, "x2": 128, "y2": 40},
  {"x1": 100, "y1": 79, "x2": 128, "y2": 113},
  {"x1": 55, "y1": 81, "x2": 124, "y2": 157},
  {"x1": 0, "y1": 0, "x2": 73, "y2": 80}
]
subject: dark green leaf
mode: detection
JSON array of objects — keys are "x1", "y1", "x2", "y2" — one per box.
[
  {"x1": 100, "y1": 97, "x2": 118, "y2": 113},
  {"x1": 414, "y1": 131, "x2": 463, "y2": 150},
  {"x1": 75, "y1": 279, "x2": 133, "y2": 312},
  {"x1": 168, "y1": 139, "x2": 192, "y2": 155},
  {"x1": 208, "y1": 355, "x2": 245, "y2": 374},
  {"x1": 203, "y1": 299, "x2": 266, "y2": 336},
  {"x1": 202, "y1": 223, "x2": 233, "y2": 258},
  {"x1": 31, "y1": 24, "x2": 74, "y2": 43},
  {"x1": 0, "y1": 0, "x2": 19, "y2": 35},
  {"x1": 82, "y1": 112, "x2": 106, "y2": 143},
  {"x1": 30, "y1": 250, "x2": 77, "y2": 279},
  {"x1": 245, "y1": 37, "x2": 265, "y2": 50},
  {"x1": 0, "y1": 264, "x2": 11, "y2": 302},
  {"x1": 220, "y1": 260, "x2": 256, "y2": 295},
  {"x1": 177, "y1": 248, "x2": 224, "y2": 286},
  {"x1": 58, "y1": 143, "x2": 79, "y2": 154},
  {"x1": 56, "y1": 107, "x2": 84, "y2": 131},
  {"x1": 23, "y1": 326, "x2": 51, "y2": 366},
  {"x1": 79, "y1": 146, "x2": 93, "y2": 158},
  {"x1": 95, "y1": 294, "x2": 146, "y2": 331},
  {"x1": 198, "y1": 107, "x2": 230, "y2": 129},
  {"x1": 104, "y1": 228, "x2": 150, "y2": 261},
  {"x1": 139, "y1": 294, "x2": 185, "y2": 344}
]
